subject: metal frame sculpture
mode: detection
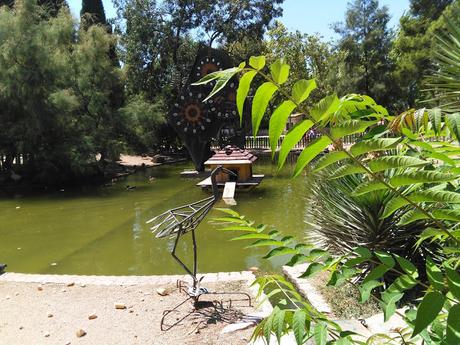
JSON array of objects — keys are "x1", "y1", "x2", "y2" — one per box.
[{"x1": 146, "y1": 166, "x2": 251, "y2": 331}]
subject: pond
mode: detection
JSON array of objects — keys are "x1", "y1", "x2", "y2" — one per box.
[{"x1": 0, "y1": 158, "x2": 313, "y2": 275}]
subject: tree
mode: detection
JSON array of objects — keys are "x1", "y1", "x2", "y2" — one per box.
[
  {"x1": 263, "y1": 21, "x2": 343, "y2": 104},
  {"x1": 392, "y1": 0, "x2": 453, "y2": 110},
  {"x1": 0, "y1": 0, "x2": 162, "y2": 182},
  {"x1": 0, "y1": 0, "x2": 67, "y2": 16},
  {"x1": 424, "y1": 6, "x2": 460, "y2": 114},
  {"x1": 196, "y1": 0, "x2": 284, "y2": 46},
  {"x1": 0, "y1": 0, "x2": 85, "y2": 179},
  {"x1": 81, "y1": 0, "x2": 106, "y2": 29},
  {"x1": 333, "y1": 0, "x2": 395, "y2": 108},
  {"x1": 114, "y1": 0, "x2": 284, "y2": 101}
]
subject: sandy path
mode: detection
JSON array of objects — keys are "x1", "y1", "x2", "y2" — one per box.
[
  {"x1": 118, "y1": 154, "x2": 159, "y2": 167},
  {"x1": 0, "y1": 280, "x2": 258, "y2": 345}
]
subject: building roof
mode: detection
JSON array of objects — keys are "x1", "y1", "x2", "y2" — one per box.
[{"x1": 205, "y1": 145, "x2": 257, "y2": 165}]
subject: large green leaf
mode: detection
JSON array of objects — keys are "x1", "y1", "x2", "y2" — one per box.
[
  {"x1": 368, "y1": 156, "x2": 427, "y2": 173},
  {"x1": 230, "y1": 233, "x2": 272, "y2": 241},
  {"x1": 269, "y1": 100, "x2": 297, "y2": 155},
  {"x1": 249, "y1": 55, "x2": 265, "y2": 70},
  {"x1": 390, "y1": 171, "x2": 457, "y2": 187},
  {"x1": 219, "y1": 225, "x2": 258, "y2": 232},
  {"x1": 278, "y1": 120, "x2": 315, "y2": 169},
  {"x1": 432, "y1": 209, "x2": 460, "y2": 222},
  {"x1": 263, "y1": 310, "x2": 274, "y2": 342},
  {"x1": 382, "y1": 190, "x2": 460, "y2": 218},
  {"x1": 446, "y1": 112, "x2": 460, "y2": 142},
  {"x1": 314, "y1": 323, "x2": 327, "y2": 345},
  {"x1": 195, "y1": 67, "x2": 241, "y2": 102},
  {"x1": 270, "y1": 59, "x2": 290, "y2": 85},
  {"x1": 359, "y1": 280, "x2": 383, "y2": 303},
  {"x1": 381, "y1": 197, "x2": 410, "y2": 219},
  {"x1": 444, "y1": 262, "x2": 460, "y2": 300},
  {"x1": 330, "y1": 120, "x2": 377, "y2": 140},
  {"x1": 291, "y1": 79, "x2": 316, "y2": 104},
  {"x1": 425, "y1": 151, "x2": 457, "y2": 166},
  {"x1": 329, "y1": 164, "x2": 367, "y2": 179},
  {"x1": 411, "y1": 190, "x2": 460, "y2": 204},
  {"x1": 398, "y1": 209, "x2": 429, "y2": 225},
  {"x1": 351, "y1": 180, "x2": 388, "y2": 196},
  {"x1": 252, "y1": 82, "x2": 278, "y2": 136},
  {"x1": 310, "y1": 94, "x2": 339, "y2": 122},
  {"x1": 413, "y1": 292, "x2": 445, "y2": 336},
  {"x1": 236, "y1": 70, "x2": 257, "y2": 121},
  {"x1": 350, "y1": 137, "x2": 401, "y2": 156},
  {"x1": 381, "y1": 292, "x2": 404, "y2": 322},
  {"x1": 263, "y1": 246, "x2": 298, "y2": 259},
  {"x1": 299, "y1": 262, "x2": 325, "y2": 278},
  {"x1": 363, "y1": 264, "x2": 389, "y2": 283},
  {"x1": 246, "y1": 239, "x2": 286, "y2": 248},
  {"x1": 313, "y1": 151, "x2": 349, "y2": 172},
  {"x1": 292, "y1": 310, "x2": 307, "y2": 345},
  {"x1": 273, "y1": 308, "x2": 286, "y2": 343},
  {"x1": 375, "y1": 251, "x2": 395, "y2": 267},
  {"x1": 386, "y1": 275, "x2": 418, "y2": 297},
  {"x1": 293, "y1": 136, "x2": 332, "y2": 177},
  {"x1": 446, "y1": 304, "x2": 460, "y2": 345},
  {"x1": 428, "y1": 108, "x2": 442, "y2": 133},
  {"x1": 426, "y1": 258, "x2": 445, "y2": 291}
]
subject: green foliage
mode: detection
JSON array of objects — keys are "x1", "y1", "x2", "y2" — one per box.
[
  {"x1": 262, "y1": 21, "x2": 342, "y2": 106},
  {"x1": 80, "y1": 0, "x2": 106, "y2": 29},
  {"x1": 333, "y1": 0, "x2": 396, "y2": 109},
  {"x1": 425, "y1": 11, "x2": 460, "y2": 114},
  {"x1": 392, "y1": 0, "x2": 453, "y2": 109},
  {"x1": 197, "y1": 53, "x2": 460, "y2": 343},
  {"x1": 0, "y1": 0, "x2": 162, "y2": 182}
]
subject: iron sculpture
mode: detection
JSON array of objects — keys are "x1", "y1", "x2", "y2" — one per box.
[{"x1": 146, "y1": 166, "x2": 251, "y2": 331}]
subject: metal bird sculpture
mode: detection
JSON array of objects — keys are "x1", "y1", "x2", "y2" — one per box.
[
  {"x1": 147, "y1": 166, "x2": 252, "y2": 331},
  {"x1": 146, "y1": 165, "x2": 235, "y2": 297}
]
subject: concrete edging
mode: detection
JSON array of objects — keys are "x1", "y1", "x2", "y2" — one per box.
[
  {"x1": 0, "y1": 271, "x2": 255, "y2": 286},
  {"x1": 282, "y1": 264, "x2": 333, "y2": 315}
]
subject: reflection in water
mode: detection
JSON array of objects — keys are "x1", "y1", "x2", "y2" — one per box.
[{"x1": 0, "y1": 157, "x2": 313, "y2": 275}]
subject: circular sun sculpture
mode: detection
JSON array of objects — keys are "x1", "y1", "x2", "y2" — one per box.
[{"x1": 171, "y1": 90, "x2": 213, "y2": 135}]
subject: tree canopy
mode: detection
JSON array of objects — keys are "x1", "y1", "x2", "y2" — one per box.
[
  {"x1": 0, "y1": 0, "x2": 163, "y2": 183},
  {"x1": 333, "y1": 0, "x2": 395, "y2": 107},
  {"x1": 392, "y1": 0, "x2": 453, "y2": 109}
]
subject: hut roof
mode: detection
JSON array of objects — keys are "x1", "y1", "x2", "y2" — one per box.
[{"x1": 205, "y1": 146, "x2": 257, "y2": 165}]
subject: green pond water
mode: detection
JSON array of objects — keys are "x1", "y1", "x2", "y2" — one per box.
[{"x1": 0, "y1": 159, "x2": 313, "y2": 275}]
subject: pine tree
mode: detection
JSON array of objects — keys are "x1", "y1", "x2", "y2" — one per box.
[
  {"x1": 0, "y1": 0, "x2": 13, "y2": 7},
  {"x1": 392, "y1": 0, "x2": 453, "y2": 109},
  {"x1": 333, "y1": 0, "x2": 395, "y2": 107},
  {"x1": 80, "y1": 0, "x2": 106, "y2": 30},
  {"x1": 80, "y1": 0, "x2": 124, "y2": 121},
  {"x1": 1, "y1": 0, "x2": 66, "y2": 15}
]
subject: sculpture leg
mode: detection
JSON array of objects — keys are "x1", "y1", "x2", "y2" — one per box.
[
  {"x1": 171, "y1": 230, "x2": 196, "y2": 284},
  {"x1": 192, "y1": 228, "x2": 198, "y2": 289}
]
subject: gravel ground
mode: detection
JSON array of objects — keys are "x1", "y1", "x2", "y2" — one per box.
[{"x1": 0, "y1": 280, "x2": 258, "y2": 345}]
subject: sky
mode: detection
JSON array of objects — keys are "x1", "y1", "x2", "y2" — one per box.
[{"x1": 67, "y1": 0, "x2": 411, "y2": 39}]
